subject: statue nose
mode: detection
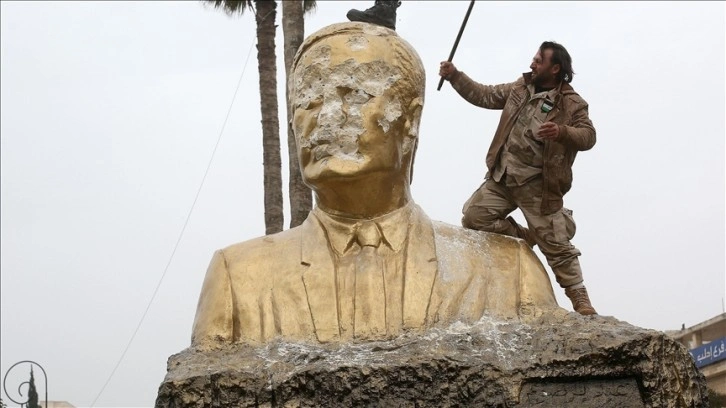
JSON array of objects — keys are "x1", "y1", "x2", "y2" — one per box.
[
  {"x1": 318, "y1": 110, "x2": 345, "y2": 127},
  {"x1": 316, "y1": 91, "x2": 349, "y2": 128},
  {"x1": 317, "y1": 104, "x2": 346, "y2": 128}
]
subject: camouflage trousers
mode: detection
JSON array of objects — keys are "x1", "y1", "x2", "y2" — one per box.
[{"x1": 461, "y1": 176, "x2": 583, "y2": 288}]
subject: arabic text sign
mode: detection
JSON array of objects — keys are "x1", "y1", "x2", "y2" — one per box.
[{"x1": 689, "y1": 337, "x2": 726, "y2": 368}]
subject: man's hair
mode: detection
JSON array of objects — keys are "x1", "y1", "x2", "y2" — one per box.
[{"x1": 540, "y1": 41, "x2": 574, "y2": 83}]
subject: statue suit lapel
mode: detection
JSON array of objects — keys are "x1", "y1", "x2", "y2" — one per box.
[
  {"x1": 299, "y1": 206, "x2": 437, "y2": 341},
  {"x1": 402, "y1": 205, "x2": 438, "y2": 330},
  {"x1": 300, "y1": 214, "x2": 341, "y2": 342}
]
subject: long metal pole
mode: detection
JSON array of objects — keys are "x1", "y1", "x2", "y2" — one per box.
[{"x1": 437, "y1": 0, "x2": 476, "y2": 91}]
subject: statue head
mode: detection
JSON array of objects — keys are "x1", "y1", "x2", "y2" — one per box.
[{"x1": 290, "y1": 22, "x2": 425, "y2": 198}]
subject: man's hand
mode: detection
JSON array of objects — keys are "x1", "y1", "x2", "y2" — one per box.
[
  {"x1": 537, "y1": 122, "x2": 560, "y2": 140},
  {"x1": 439, "y1": 61, "x2": 458, "y2": 80}
]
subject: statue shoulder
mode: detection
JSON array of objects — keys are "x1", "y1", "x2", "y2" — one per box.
[
  {"x1": 431, "y1": 220, "x2": 539, "y2": 278},
  {"x1": 431, "y1": 221, "x2": 558, "y2": 315},
  {"x1": 432, "y1": 220, "x2": 523, "y2": 253},
  {"x1": 216, "y1": 225, "x2": 306, "y2": 267}
]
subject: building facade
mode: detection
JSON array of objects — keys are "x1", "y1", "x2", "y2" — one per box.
[{"x1": 668, "y1": 313, "x2": 726, "y2": 395}]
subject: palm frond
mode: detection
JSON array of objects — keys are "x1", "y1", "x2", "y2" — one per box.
[
  {"x1": 303, "y1": 0, "x2": 317, "y2": 14},
  {"x1": 202, "y1": 0, "x2": 254, "y2": 16}
]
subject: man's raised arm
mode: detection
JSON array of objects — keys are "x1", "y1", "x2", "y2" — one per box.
[{"x1": 439, "y1": 61, "x2": 514, "y2": 110}]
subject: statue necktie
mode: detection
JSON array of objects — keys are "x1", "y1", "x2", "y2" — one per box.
[{"x1": 354, "y1": 221, "x2": 386, "y2": 338}]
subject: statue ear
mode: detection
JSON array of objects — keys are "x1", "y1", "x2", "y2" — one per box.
[
  {"x1": 402, "y1": 97, "x2": 424, "y2": 184},
  {"x1": 404, "y1": 97, "x2": 424, "y2": 140}
]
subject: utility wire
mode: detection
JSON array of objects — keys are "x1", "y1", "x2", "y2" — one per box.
[
  {"x1": 90, "y1": 6, "x2": 276, "y2": 403},
  {"x1": 89, "y1": 36, "x2": 258, "y2": 408}
]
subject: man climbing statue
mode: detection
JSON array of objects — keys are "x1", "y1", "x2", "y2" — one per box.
[
  {"x1": 347, "y1": 0, "x2": 402, "y2": 31},
  {"x1": 439, "y1": 41, "x2": 598, "y2": 316}
]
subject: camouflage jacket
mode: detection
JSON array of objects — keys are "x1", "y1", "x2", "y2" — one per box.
[{"x1": 450, "y1": 71, "x2": 596, "y2": 215}]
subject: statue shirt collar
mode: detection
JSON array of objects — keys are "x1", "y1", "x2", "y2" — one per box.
[{"x1": 312, "y1": 202, "x2": 414, "y2": 256}]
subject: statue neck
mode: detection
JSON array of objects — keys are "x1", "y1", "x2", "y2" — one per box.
[{"x1": 314, "y1": 174, "x2": 412, "y2": 219}]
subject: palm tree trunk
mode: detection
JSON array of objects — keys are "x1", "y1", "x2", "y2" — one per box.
[
  {"x1": 282, "y1": 0, "x2": 312, "y2": 228},
  {"x1": 255, "y1": 0, "x2": 283, "y2": 234}
]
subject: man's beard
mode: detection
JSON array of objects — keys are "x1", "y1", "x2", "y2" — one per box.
[{"x1": 532, "y1": 71, "x2": 548, "y2": 86}]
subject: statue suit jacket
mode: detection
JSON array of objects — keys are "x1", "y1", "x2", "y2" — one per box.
[{"x1": 191, "y1": 205, "x2": 559, "y2": 346}]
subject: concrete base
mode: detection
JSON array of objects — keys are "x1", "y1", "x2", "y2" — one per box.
[{"x1": 156, "y1": 312, "x2": 707, "y2": 407}]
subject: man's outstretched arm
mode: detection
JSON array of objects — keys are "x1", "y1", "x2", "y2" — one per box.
[{"x1": 439, "y1": 61, "x2": 515, "y2": 110}]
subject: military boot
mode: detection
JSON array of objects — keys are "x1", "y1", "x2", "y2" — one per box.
[
  {"x1": 346, "y1": 0, "x2": 401, "y2": 31},
  {"x1": 565, "y1": 286, "x2": 597, "y2": 315}
]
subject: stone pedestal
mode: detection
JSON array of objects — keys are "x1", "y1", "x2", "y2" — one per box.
[{"x1": 156, "y1": 312, "x2": 707, "y2": 407}]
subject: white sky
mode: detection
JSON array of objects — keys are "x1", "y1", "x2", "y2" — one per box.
[{"x1": 1, "y1": 1, "x2": 724, "y2": 406}]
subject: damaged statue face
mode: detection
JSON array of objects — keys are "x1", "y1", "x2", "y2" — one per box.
[{"x1": 291, "y1": 32, "x2": 418, "y2": 188}]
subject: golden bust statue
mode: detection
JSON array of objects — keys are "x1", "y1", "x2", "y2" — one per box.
[{"x1": 191, "y1": 22, "x2": 559, "y2": 347}]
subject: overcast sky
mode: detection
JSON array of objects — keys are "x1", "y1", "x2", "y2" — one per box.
[{"x1": 1, "y1": 1, "x2": 724, "y2": 406}]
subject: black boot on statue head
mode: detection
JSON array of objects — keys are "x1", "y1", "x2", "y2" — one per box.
[{"x1": 346, "y1": 1, "x2": 401, "y2": 31}]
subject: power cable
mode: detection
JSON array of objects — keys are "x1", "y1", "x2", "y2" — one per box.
[{"x1": 88, "y1": 28, "x2": 259, "y2": 408}]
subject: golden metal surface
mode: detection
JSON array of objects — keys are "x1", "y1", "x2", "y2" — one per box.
[{"x1": 191, "y1": 23, "x2": 559, "y2": 347}]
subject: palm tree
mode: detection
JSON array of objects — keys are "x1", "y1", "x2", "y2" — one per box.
[
  {"x1": 205, "y1": 0, "x2": 283, "y2": 234},
  {"x1": 282, "y1": 0, "x2": 316, "y2": 228},
  {"x1": 204, "y1": 0, "x2": 317, "y2": 232}
]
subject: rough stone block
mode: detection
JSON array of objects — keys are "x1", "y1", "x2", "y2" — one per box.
[{"x1": 156, "y1": 312, "x2": 708, "y2": 407}]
